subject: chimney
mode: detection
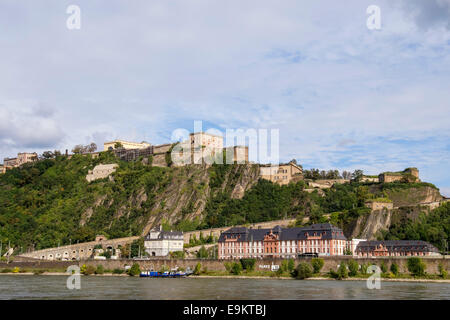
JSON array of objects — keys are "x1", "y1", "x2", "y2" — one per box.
[{"x1": 65, "y1": 149, "x2": 68, "y2": 156}]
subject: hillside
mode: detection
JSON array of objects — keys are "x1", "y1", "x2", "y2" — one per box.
[{"x1": 0, "y1": 153, "x2": 448, "y2": 252}]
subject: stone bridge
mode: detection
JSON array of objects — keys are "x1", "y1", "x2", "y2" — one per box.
[{"x1": 18, "y1": 236, "x2": 139, "y2": 261}]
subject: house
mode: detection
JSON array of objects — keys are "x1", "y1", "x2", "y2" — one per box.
[
  {"x1": 259, "y1": 161, "x2": 303, "y2": 185},
  {"x1": 144, "y1": 226, "x2": 184, "y2": 257},
  {"x1": 224, "y1": 145, "x2": 249, "y2": 164},
  {"x1": 355, "y1": 240, "x2": 440, "y2": 257},
  {"x1": 2, "y1": 152, "x2": 38, "y2": 172},
  {"x1": 218, "y1": 223, "x2": 347, "y2": 259}
]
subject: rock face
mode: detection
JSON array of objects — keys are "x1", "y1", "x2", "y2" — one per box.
[{"x1": 351, "y1": 208, "x2": 393, "y2": 239}]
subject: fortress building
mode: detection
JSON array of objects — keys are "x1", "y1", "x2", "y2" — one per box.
[
  {"x1": 104, "y1": 140, "x2": 151, "y2": 151},
  {"x1": 2, "y1": 152, "x2": 37, "y2": 173},
  {"x1": 379, "y1": 167, "x2": 420, "y2": 183},
  {"x1": 259, "y1": 161, "x2": 303, "y2": 185}
]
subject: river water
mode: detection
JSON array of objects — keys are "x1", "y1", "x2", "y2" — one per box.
[{"x1": 0, "y1": 275, "x2": 449, "y2": 300}]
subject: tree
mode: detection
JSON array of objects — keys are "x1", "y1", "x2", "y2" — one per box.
[
  {"x1": 390, "y1": 263, "x2": 399, "y2": 276},
  {"x1": 193, "y1": 262, "x2": 202, "y2": 275},
  {"x1": 87, "y1": 143, "x2": 97, "y2": 153},
  {"x1": 197, "y1": 246, "x2": 209, "y2": 259},
  {"x1": 348, "y1": 259, "x2": 359, "y2": 277},
  {"x1": 231, "y1": 262, "x2": 242, "y2": 275},
  {"x1": 337, "y1": 262, "x2": 348, "y2": 280},
  {"x1": 407, "y1": 257, "x2": 426, "y2": 277},
  {"x1": 83, "y1": 265, "x2": 96, "y2": 275},
  {"x1": 287, "y1": 259, "x2": 295, "y2": 273},
  {"x1": 351, "y1": 170, "x2": 364, "y2": 182},
  {"x1": 438, "y1": 263, "x2": 447, "y2": 278},
  {"x1": 42, "y1": 151, "x2": 55, "y2": 159},
  {"x1": 342, "y1": 170, "x2": 352, "y2": 180},
  {"x1": 114, "y1": 142, "x2": 123, "y2": 149},
  {"x1": 240, "y1": 258, "x2": 256, "y2": 271},
  {"x1": 72, "y1": 145, "x2": 84, "y2": 154},
  {"x1": 128, "y1": 263, "x2": 140, "y2": 276},
  {"x1": 311, "y1": 258, "x2": 324, "y2": 274},
  {"x1": 380, "y1": 261, "x2": 388, "y2": 273},
  {"x1": 295, "y1": 262, "x2": 312, "y2": 280}
]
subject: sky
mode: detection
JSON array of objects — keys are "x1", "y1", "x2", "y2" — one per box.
[{"x1": 0, "y1": 0, "x2": 449, "y2": 196}]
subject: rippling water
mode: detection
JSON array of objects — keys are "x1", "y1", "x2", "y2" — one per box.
[{"x1": 0, "y1": 275, "x2": 449, "y2": 300}]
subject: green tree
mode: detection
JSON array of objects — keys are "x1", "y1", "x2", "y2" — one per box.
[
  {"x1": 390, "y1": 263, "x2": 399, "y2": 276},
  {"x1": 128, "y1": 263, "x2": 141, "y2": 276},
  {"x1": 311, "y1": 258, "x2": 324, "y2": 274},
  {"x1": 193, "y1": 262, "x2": 202, "y2": 275},
  {"x1": 231, "y1": 262, "x2": 243, "y2": 275},
  {"x1": 407, "y1": 257, "x2": 426, "y2": 277},
  {"x1": 287, "y1": 259, "x2": 295, "y2": 272},
  {"x1": 347, "y1": 259, "x2": 359, "y2": 277},
  {"x1": 83, "y1": 265, "x2": 96, "y2": 275},
  {"x1": 337, "y1": 262, "x2": 348, "y2": 280},
  {"x1": 438, "y1": 263, "x2": 447, "y2": 278},
  {"x1": 197, "y1": 246, "x2": 209, "y2": 259},
  {"x1": 295, "y1": 262, "x2": 312, "y2": 280},
  {"x1": 240, "y1": 258, "x2": 256, "y2": 271},
  {"x1": 380, "y1": 261, "x2": 388, "y2": 273}
]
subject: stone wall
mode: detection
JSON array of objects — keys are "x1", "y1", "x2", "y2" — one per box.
[{"x1": 3, "y1": 256, "x2": 448, "y2": 275}]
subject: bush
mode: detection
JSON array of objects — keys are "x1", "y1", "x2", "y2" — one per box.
[
  {"x1": 390, "y1": 263, "x2": 399, "y2": 276},
  {"x1": 1, "y1": 268, "x2": 12, "y2": 273},
  {"x1": 295, "y1": 263, "x2": 313, "y2": 280},
  {"x1": 311, "y1": 258, "x2": 324, "y2": 274},
  {"x1": 360, "y1": 263, "x2": 368, "y2": 274},
  {"x1": 224, "y1": 262, "x2": 232, "y2": 273},
  {"x1": 113, "y1": 268, "x2": 124, "y2": 274},
  {"x1": 407, "y1": 257, "x2": 426, "y2": 277},
  {"x1": 231, "y1": 262, "x2": 243, "y2": 275},
  {"x1": 193, "y1": 262, "x2": 202, "y2": 275},
  {"x1": 12, "y1": 267, "x2": 20, "y2": 273},
  {"x1": 337, "y1": 262, "x2": 348, "y2": 280},
  {"x1": 33, "y1": 269, "x2": 45, "y2": 275},
  {"x1": 287, "y1": 259, "x2": 295, "y2": 272},
  {"x1": 83, "y1": 265, "x2": 96, "y2": 275},
  {"x1": 347, "y1": 259, "x2": 359, "y2": 277},
  {"x1": 95, "y1": 265, "x2": 105, "y2": 275},
  {"x1": 240, "y1": 258, "x2": 256, "y2": 271},
  {"x1": 80, "y1": 264, "x2": 87, "y2": 274},
  {"x1": 128, "y1": 263, "x2": 140, "y2": 276},
  {"x1": 380, "y1": 261, "x2": 387, "y2": 273},
  {"x1": 438, "y1": 263, "x2": 447, "y2": 278}
]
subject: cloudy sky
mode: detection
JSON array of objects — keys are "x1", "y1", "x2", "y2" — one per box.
[{"x1": 1, "y1": 0, "x2": 449, "y2": 195}]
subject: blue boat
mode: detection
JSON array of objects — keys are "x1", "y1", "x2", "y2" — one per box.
[{"x1": 140, "y1": 268, "x2": 192, "y2": 278}]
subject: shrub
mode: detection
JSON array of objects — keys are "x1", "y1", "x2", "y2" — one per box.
[
  {"x1": 360, "y1": 263, "x2": 368, "y2": 274},
  {"x1": 83, "y1": 265, "x2": 96, "y2": 275},
  {"x1": 231, "y1": 262, "x2": 243, "y2": 275},
  {"x1": 380, "y1": 261, "x2": 387, "y2": 273},
  {"x1": 296, "y1": 262, "x2": 313, "y2": 280},
  {"x1": 347, "y1": 259, "x2": 359, "y2": 277},
  {"x1": 224, "y1": 262, "x2": 232, "y2": 273},
  {"x1": 1, "y1": 268, "x2": 12, "y2": 273},
  {"x1": 390, "y1": 263, "x2": 399, "y2": 276},
  {"x1": 113, "y1": 268, "x2": 124, "y2": 274},
  {"x1": 80, "y1": 264, "x2": 87, "y2": 274},
  {"x1": 33, "y1": 269, "x2": 45, "y2": 275},
  {"x1": 407, "y1": 257, "x2": 426, "y2": 277},
  {"x1": 240, "y1": 258, "x2": 256, "y2": 271},
  {"x1": 193, "y1": 262, "x2": 202, "y2": 275},
  {"x1": 128, "y1": 263, "x2": 140, "y2": 276},
  {"x1": 438, "y1": 263, "x2": 447, "y2": 278},
  {"x1": 337, "y1": 262, "x2": 348, "y2": 280},
  {"x1": 287, "y1": 259, "x2": 295, "y2": 272},
  {"x1": 311, "y1": 258, "x2": 324, "y2": 274},
  {"x1": 12, "y1": 267, "x2": 20, "y2": 273},
  {"x1": 95, "y1": 265, "x2": 105, "y2": 275}
]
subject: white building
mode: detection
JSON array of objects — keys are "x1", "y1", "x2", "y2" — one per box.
[{"x1": 144, "y1": 226, "x2": 184, "y2": 257}]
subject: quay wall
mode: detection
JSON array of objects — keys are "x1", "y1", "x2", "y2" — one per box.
[{"x1": 2, "y1": 256, "x2": 448, "y2": 274}]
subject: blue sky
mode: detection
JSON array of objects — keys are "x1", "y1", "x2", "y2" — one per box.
[{"x1": 0, "y1": 0, "x2": 450, "y2": 195}]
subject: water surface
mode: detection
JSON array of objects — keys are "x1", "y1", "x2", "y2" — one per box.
[{"x1": 0, "y1": 276, "x2": 448, "y2": 300}]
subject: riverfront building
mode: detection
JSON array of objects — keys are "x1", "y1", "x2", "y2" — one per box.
[
  {"x1": 218, "y1": 223, "x2": 347, "y2": 259},
  {"x1": 144, "y1": 226, "x2": 184, "y2": 257},
  {"x1": 355, "y1": 240, "x2": 440, "y2": 257}
]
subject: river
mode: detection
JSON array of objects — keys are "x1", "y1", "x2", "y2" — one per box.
[{"x1": 0, "y1": 275, "x2": 449, "y2": 300}]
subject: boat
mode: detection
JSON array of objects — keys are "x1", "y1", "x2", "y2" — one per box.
[{"x1": 139, "y1": 267, "x2": 193, "y2": 278}]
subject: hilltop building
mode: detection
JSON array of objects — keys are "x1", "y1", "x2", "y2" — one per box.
[
  {"x1": 379, "y1": 168, "x2": 420, "y2": 183},
  {"x1": 144, "y1": 226, "x2": 184, "y2": 257},
  {"x1": 355, "y1": 240, "x2": 439, "y2": 257},
  {"x1": 2, "y1": 152, "x2": 38, "y2": 173},
  {"x1": 104, "y1": 140, "x2": 151, "y2": 151},
  {"x1": 259, "y1": 161, "x2": 303, "y2": 185},
  {"x1": 0, "y1": 164, "x2": 5, "y2": 174},
  {"x1": 218, "y1": 223, "x2": 347, "y2": 259}
]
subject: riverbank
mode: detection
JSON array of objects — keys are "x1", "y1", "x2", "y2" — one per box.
[{"x1": 1, "y1": 272, "x2": 449, "y2": 283}]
